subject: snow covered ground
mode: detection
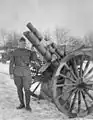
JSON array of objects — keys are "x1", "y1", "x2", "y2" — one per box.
[{"x1": 0, "y1": 63, "x2": 93, "y2": 120}]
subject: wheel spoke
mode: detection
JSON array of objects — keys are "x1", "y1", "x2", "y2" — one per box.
[
  {"x1": 86, "y1": 81, "x2": 93, "y2": 84},
  {"x1": 65, "y1": 64, "x2": 78, "y2": 81},
  {"x1": 81, "y1": 90, "x2": 89, "y2": 112},
  {"x1": 77, "y1": 90, "x2": 81, "y2": 113},
  {"x1": 66, "y1": 87, "x2": 76, "y2": 93},
  {"x1": 84, "y1": 67, "x2": 93, "y2": 79},
  {"x1": 59, "y1": 73, "x2": 76, "y2": 83},
  {"x1": 84, "y1": 75, "x2": 93, "y2": 83},
  {"x1": 32, "y1": 82, "x2": 41, "y2": 93},
  {"x1": 79, "y1": 55, "x2": 84, "y2": 78},
  {"x1": 73, "y1": 58, "x2": 79, "y2": 78},
  {"x1": 64, "y1": 88, "x2": 77, "y2": 106},
  {"x1": 84, "y1": 89, "x2": 93, "y2": 101},
  {"x1": 86, "y1": 84, "x2": 93, "y2": 91},
  {"x1": 57, "y1": 83, "x2": 76, "y2": 87},
  {"x1": 83, "y1": 60, "x2": 90, "y2": 76},
  {"x1": 69, "y1": 89, "x2": 78, "y2": 112},
  {"x1": 57, "y1": 88, "x2": 77, "y2": 106}
]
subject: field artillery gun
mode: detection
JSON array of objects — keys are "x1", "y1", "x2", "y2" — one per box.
[{"x1": 23, "y1": 23, "x2": 93, "y2": 118}]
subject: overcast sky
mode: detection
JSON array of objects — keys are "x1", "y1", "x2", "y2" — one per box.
[{"x1": 0, "y1": 0, "x2": 93, "y2": 37}]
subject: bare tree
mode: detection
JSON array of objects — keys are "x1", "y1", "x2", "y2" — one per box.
[
  {"x1": 6, "y1": 31, "x2": 21, "y2": 49},
  {"x1": 83, "y1": 31, "x2": 93, "y2": 46},
  {"x1": 54, "y1": 27, "x2": 69, "y2": 45},
  {"x1": 0, "y1": 29, "x2": 7, "y2": 48}
]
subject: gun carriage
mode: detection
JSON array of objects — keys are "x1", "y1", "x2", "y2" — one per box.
[{"x1": 23, "y1": 22, "x2": 93, "y2": 118}]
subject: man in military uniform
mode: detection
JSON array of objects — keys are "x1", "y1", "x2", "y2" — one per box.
[{"x1": 9, "y1": 37, "x2": 37, "y2": 111}]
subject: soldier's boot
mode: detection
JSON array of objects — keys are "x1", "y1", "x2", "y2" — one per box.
[
  {"x1": 25, "y1": 90, "x2": 32, "y2": 112},
  {"x1": 16, "y1": 88, "x2": 25, "y2": 109}
]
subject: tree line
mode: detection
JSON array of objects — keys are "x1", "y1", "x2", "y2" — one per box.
[{"x1": 0, "y1": 28, "x2": 93, "y2": 52}]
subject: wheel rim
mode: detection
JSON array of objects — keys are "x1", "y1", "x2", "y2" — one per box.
[{"x1": 53, "y1": 52, "x2": 93, "y2": 118}]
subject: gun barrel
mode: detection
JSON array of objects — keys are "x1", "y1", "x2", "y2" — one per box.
[
  {"x1": 23, "y1": 31, "x2": 52, "y2": 61},
  {"x1": 27, "y1": 22, "x2": 43, "y2": 41},
  {"x1": 24, "y1": 22, "x2": 64, "y2": 66},
  {"x1": 51, "y1": 43, "x2": 64, "y2": 58}
]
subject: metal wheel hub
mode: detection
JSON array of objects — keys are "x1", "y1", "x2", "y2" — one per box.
[{"x1": 76, "y1": 82, "x2": 86, "y2": 89}]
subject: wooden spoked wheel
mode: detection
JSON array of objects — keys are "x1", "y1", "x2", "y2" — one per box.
[
  {"x1": 30, "y1": 61, "x2": 42, "y2": 99},
  {"x1": 52, "y1": 51, "x2": 93, "y2": 118}
]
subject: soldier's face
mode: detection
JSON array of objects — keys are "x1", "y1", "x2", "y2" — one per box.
[{"x1": 18, "y1": 41, "x2": 26, "y2": 48}]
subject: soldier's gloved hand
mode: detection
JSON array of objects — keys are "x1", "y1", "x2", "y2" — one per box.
[{"x1": 10, "y1": 74, "x2": 14, "y2": 79}]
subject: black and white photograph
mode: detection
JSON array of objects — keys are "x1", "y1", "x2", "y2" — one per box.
[{"x1": 0, "y1": 0, "x2": 93, "y2": 120}]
